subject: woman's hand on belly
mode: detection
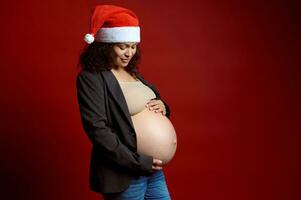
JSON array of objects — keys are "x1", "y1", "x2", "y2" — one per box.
[
  {"x1": 152, "y1": 158, "x2": 163, "y2": 171},
  {"x1": 146, "y1": 99, "x2": 166, "y2": 115}
]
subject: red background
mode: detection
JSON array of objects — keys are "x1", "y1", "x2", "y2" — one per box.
[{"x1": 0, "y1": 0, "x2": 299, "y2": 199}]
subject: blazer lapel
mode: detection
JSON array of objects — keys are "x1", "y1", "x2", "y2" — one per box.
[
  {"x1": 100, "y1": 70, "x2": 160, "y2": 130},
  {"x1": 101, "y1": 70, "x2": 135, "y2": 129}
]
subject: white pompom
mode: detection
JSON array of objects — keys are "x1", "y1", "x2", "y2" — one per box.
[{"x1": 84, "y1": 33, "x2": 94, "y2": 44}]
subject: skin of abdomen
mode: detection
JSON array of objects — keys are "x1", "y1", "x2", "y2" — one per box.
[{"x1": 131, "y1": 107, "x2": 177, "y2": 165}]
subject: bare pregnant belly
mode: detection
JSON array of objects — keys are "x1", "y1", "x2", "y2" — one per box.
[{"x1": 131, "y1": 108, "x2": 177, "y2": 165}]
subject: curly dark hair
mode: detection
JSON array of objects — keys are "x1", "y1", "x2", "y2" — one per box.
[{"x1": 78, "y1": 42, "x2": 141, "y2": 77}]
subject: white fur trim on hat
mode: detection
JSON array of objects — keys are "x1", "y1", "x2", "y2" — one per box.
[{"x1": 95, "y1": 26, "x2": 140, "y2": 43}]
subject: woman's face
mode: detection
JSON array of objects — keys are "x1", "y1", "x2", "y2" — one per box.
[{"x1": 110, "y1": 42, "x2": 137, "y2": 68}]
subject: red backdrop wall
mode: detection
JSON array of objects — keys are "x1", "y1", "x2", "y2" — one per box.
[{"x1": 0, "y1": 0, "x2": 299, "y2": 199}]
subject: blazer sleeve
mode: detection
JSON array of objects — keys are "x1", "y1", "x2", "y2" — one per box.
[{"x1": 76, "y1": 71, "x2": 153, "y2": 175}]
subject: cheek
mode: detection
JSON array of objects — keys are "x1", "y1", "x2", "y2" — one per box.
[
  {"x1": 133, "y1": 49, "x2": 137, "y2": 55},
  {"x1": 112, "y1": 50, "x2": 123, "y2": 62},
  {"x1": 115, "y1": 49, "x2": 125, "y2": 57}
]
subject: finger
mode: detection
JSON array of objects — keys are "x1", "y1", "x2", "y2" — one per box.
[
  {"x1": 155, "y1": 107, "x2": 164, "y2": 113},
  {"x1": 147, "y1": 100, "x2": 161, "y2": 107},
  {"x1": 152, "y1": 102, "x2": 164, "y2": 111},
  {"x1": 153, "y1": 158, "x2": 163, "y2": 166},
  {"x1": 146, "y1": 99, "x2": 156, "y2": 106},
  {"x1": 148, "y1": 104, "x2": 157, "y2": 110},
  {"x1": 154, "y1": 105, "x2": 165, "y2": 113},
  {"x1": 153, "y1": 161, "x2": 163, "y2": 167},
  {"x1": 150, "y1": 105, "x2": 160, "y2": 111},
  {"x1": 152, "y1": 166, "x2": 163, "y2": 171},
  {"x1": 145, "y1": 101, "x2": 152, "y2": 107},
  {"x1": 153, "y1": 158, "x2": 162, "y2": 163}
]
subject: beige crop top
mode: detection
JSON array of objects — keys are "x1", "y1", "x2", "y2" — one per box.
[{"x1": 119, "y1": 80, "x2": 157, "y2": 116}]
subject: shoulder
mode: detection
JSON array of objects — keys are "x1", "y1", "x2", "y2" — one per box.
[
  {"x1": 77, "y1": 69, "x2": 104, "y2": 82},
  {"x1": 76, "y1": 69, "x2": 104, "y2": 88},
  {"x1": 77, "y1": 69, "x2": 101, "y2": 79}
]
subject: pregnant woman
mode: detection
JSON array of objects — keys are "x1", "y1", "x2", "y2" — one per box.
[{"x1": 76, "y1": 5, "x2": 177, "y2": 200}]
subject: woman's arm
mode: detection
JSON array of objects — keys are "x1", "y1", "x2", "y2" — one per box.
[{"x1": 76, "y1": 71, "x2": 153, "y2": 175}]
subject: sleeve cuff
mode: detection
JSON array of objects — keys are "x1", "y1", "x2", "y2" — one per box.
[{"x1": 138, "y1": 153, "x2": 154, "y2": 175}]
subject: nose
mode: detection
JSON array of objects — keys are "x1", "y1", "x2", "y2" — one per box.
[{"x1": 125, "y1": 48, "x2": 134, "y2": 58}]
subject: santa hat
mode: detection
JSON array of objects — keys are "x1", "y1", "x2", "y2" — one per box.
[{"x1": 84, "y1": 5, "x2": 140, "y2": 44}]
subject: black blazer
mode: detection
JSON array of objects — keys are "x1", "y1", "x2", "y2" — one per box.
[{"x1": 76, "y1": 69, "x2": 171, "y2": 194}]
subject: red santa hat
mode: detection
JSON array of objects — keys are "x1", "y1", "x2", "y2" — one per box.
[{"x1": 84, "y1": 5, "x2": 140, "y2": 44}]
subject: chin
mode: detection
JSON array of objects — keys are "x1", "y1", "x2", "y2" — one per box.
[
  {"x1": 121, "y1": 63, "x2": 129, "y2": 67},
  {"x1": 114, "y1": 63, "x2": 127, "y2": 68}
]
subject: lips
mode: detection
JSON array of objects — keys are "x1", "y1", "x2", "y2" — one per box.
[{"x1": 121, "y1": 59, "x2": 130, "y2": 63}]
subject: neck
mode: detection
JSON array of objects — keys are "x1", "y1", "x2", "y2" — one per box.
[{"x1": 111, "y1": 66, "x2": 127, "y2": 73}]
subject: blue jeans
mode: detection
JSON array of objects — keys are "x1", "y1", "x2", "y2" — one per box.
[{"x1": 103, "y1": 170, "x2": 171, "y2": 200}]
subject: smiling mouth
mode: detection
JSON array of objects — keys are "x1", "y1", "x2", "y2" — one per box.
[{"x1": 121, "y1": 59, "x2": 130, "y2": 62}]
